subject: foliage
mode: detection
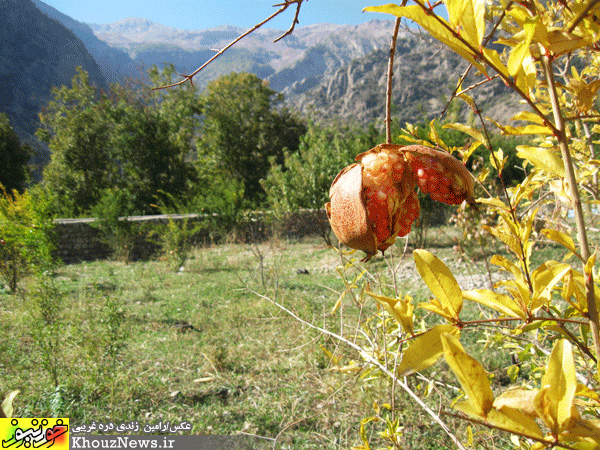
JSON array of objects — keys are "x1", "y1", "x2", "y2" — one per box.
[
  {"x1": 199, "y1": 72, "x2": 307, "y2": 205},
  {"x1": 90, "y1": 188, "x2": 140, "y2": 263},
  {"x1": 0, "y1": 186, "x2": 56, "y2": 292},
  {"x1": 263, "y1": 121, "x2": 379, "y2": 213},
  {"x1": 38, "y1": 68, "x2": 197, "y2": 217},
  {"x1": 26, "y1": 274, "x2": 67, "y2": 388},
  {"x1": 312, "y1": 0, "x2": 600, "y2": 448},
  {"x1": 151, "y1": 192, "x2": 207, "y2": 271},
  {"x1": 0, "y1": 114, "x2": 30, "y2": 193}
]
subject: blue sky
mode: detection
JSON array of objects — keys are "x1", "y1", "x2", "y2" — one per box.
[{"x1": 40, "y1": 0, "x2": 393, "y2": 30}]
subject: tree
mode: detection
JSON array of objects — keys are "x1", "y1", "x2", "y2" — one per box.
[
  {"x1": 199, "y1": 72, "x2": 306, "y2": 205},
  {"x1": 38, "y1": 67, "x2": 198, "y2": 216},
  {"x1": 314, "y1": 1, "x2": 600, "y2": 448},
  {"x1": 263, "y1": 121, "x2": 379, "y2": 213},
  {"x1": 0, "y1": 114, "x2": 31, "y2": 192},
  {"x1": 37, "y1": 69, "x2": 114, "y2": 215}
]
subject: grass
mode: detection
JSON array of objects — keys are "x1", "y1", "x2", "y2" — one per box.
[{"x1": 0, "y1": 227, "x2": 569, "y2": 449}]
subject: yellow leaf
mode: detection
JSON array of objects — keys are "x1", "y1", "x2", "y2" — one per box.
[
  {"x1": 484, "y1": 225, "x2": 523, "y2": 259},
  {"x1": 363, "y1": 4, "x2": 488, "y2": 75},
  {"x1": 511, "y1": 110, "x2": 546, "y2": 124},
  {"x1": 367, "y1": 290, "x2": 414, "y2": 335},
  {"x1": 486, "y1": 407, "x2": 545, "y2": 440},
  {"x1": 491, "y1": 254, "x2": 524, "y2": 279},
  {"x1": 1, "y1": 390, "x2": 19, "y2": 418},
  {"x1": 320, "y1": 345, "x2": 341, "y2": 365},
  {"x1": 331, "y1": 291, "x2": 344, "y2": 314},
  {"x1": 546, "y1": 30, "x2": 592, "y2": 56},
  {"x1": 540, "y1": 340, "x2": 577, "y2": 433},
  {"x1": 397, "y1": 325, "x2": 459, "y2": 377},
  {"x1": 482, "y1": 47, "x2": 509, "y2": 78},
  {"x1": 463, "y1": 289, "x2": 526, "y2": 318},
  {"x1": 508, "y1": 39, "x2": 532, "y2": 78},
  {"x1": 561, "y1": 416, "x2": 600, "y2": 443},
  {"x1": 531, "y1": 262, "x2": 571, "y2": 311},
  {"x1": 414, "y1": 249, "x2": 463, "y2": 319},
  {"x1": 541, "y1": 229, "x2": 579, "y2": 258},
  {"x1": 493, "y1": 388, "x2": 538, "y2": 417},
  {"x1": 442, "y1": 333, "x2": 494, "y2": 417},
  {"x1": 576, "y1": 383, "x2": 600, "y2": 404},
  {"x1": 445, "y1": 0, "x2": 486, "y2": 47},
  {"x1": 466, "y1": 425, "x2": 473, "y2": 447},
  {"x1": 477, "y1": 197, "x2": 509, "y2": 210},
  {"x1": 516, "y1": 145, "x2": 566, "y2": 177},
  {"x1": 585, "y1": 252, "x2": 597, "y2": 277},
  {"x1": 443, "y1": 123, "x2": 487, "y2": 146}
]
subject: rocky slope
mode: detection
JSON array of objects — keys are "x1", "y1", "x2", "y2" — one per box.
[
  {"x1": 87, "y1": 17, "x2": 520, "y2": 126},
  {"x1": 288, "y1": 35, "x2": 521, "y2": 127},
  {"x1": 31, "y1": 0, "x2": 140, "y2": 83},
  {"x1": 0, "y1": 0, "x2": 107, "y2": 144}
]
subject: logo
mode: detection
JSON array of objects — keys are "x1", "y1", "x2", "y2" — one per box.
[{"x1": 1, "y1": 419, "x2": 69, "y2": 449}]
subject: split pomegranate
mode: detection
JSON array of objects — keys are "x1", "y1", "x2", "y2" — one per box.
[{"x1": 326, "y1": 144, "x2": 474, "y2": 259}]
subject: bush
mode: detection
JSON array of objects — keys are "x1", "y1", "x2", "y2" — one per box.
[{"x1": 0, "y1": 186, "x2": 56, "y2": 292}]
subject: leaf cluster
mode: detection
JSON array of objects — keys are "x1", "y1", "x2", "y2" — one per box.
[{"x1": 323, "y1": 0, "x2": 600, "y2": 448}]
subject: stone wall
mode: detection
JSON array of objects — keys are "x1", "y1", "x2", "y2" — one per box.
[{"x1": 53, "y1": 210, "x2": 330, "y2": 263}]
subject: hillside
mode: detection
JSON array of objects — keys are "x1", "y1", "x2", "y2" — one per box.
[
  {"x1": 87, "y1": 17, "x2": 520, "y2": 126},
  {"x1": 0, "y1": 0, "x2": 106, "y2": 146},
  {"x1": 31, "y1": 0, "x2": 140, "y2": 83},
  {"x1": 288, "y1": 37, "x2": 521, "y2": 127}
]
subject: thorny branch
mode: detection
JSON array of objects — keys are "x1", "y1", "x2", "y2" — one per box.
[{"x1": 153, "y1": 0, "x2": 307, "y2": 90}]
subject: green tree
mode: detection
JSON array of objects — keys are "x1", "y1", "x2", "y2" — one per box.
[
  {"x1": 37, "y1": 69, "x2": 114, "y2": 215},
  {"x1": 199, "y1": 72, "x2": 306, "y2": 205},
  {"x1": 38, "y1": 67, "x2": 198, "y2": 216},
  {"x1": 0, "y1": 114, "x2": 30, "y2": 192},
  {"x1": 263, "y1": 121, "x2": 379, "y2": 213}
]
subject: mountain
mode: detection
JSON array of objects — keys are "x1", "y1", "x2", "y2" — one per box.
[
  {"x1": 88, "y1": 18, "x2": 396, "y2": 91},
  {"x1": 87, "y1": 17, "x2": 520, "y2": 126},
  {"x1": 31, "y1": 0, "x2": 140, "y2": 83},
  {"x1": 288, "y1": 36, "x2": 522, "y2": 127},
  {"x1": 0, "y1": 0, "x2": 107, "y2": 145}
]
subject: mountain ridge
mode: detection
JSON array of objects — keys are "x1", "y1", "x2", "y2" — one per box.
[{"x1": 0, "y1": 0, "x2": 107, "y2": 145}]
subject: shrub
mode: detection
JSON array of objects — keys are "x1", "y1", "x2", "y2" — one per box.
[{"x1": 0, "y1": 186, "x2": 56, "y2": 292}]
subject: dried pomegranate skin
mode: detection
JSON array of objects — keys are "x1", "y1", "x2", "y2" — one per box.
[
  {"x1": 326, "y1": 163, "x2": 377, "y2": 256},
  {"x1": 326, "y1": 143, "x2": 474, "y2": 259},
  {"x1": 357, "y1": 144, "x2": 421, "y2": 249}
]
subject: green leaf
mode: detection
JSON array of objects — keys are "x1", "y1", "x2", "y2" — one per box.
[
  {"x1": 396, "y1": 325, "x2": 459, "y2": 377},
  {"x1": 414, "y1": 249, "x2": 463, "y2": 319},
  {"x1": 442, "y1": 333, "x2": 494, "y2": 417}
]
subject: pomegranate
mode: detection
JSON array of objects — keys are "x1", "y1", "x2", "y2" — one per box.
[{"x1": 326, "y1": 144, "x2": 474, "y2": 259}]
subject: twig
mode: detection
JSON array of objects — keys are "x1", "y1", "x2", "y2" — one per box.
[
  {"x1": 386, "y1": 16, "x2": 403, "y2": 143},
  {"x1": 274, "y1": 0, "x2": 305, "y2": 42},
  {"x1": 454, "y1": 75, "x2": 500, "y2": 97},
  {"x1": 153, "y1": 0, "x2": 306, "y2": 90},
  {"x1": 541, "y1": 54, "x2": 600, "y2": 365},
  {"x1": 251, "y1": 289, "x2": 468, "y2": 450},
  {"x1": 568, "y1": 0, "x2": 600, "y2": 33}
]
